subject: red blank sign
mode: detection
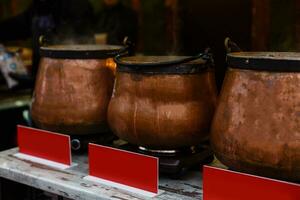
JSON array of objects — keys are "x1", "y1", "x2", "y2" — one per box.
[
  {"x1": 203, "y1": 166, "x2": 300, "y2": 200},
  {"x1": 89, "y1": 143, "x2": 158, "y2": 194},
  {"x1": 17, "y1": 125, "x2": 71, "y2": 165}
]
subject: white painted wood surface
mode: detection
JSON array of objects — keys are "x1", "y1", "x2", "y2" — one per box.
[{"x1": 0, "y1": 148, "x2": 203, "y2": 200}]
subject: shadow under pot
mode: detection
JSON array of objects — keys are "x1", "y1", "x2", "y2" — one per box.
[
  {"x1": 108, "y1": 55, "x2": 218, "y2": 150},
  {"x1": 211, "y1": 52, "x2": 300, "y2": 181},
  {"x1": 31, "y1": 44, "x2": 122, "y2": 135}
]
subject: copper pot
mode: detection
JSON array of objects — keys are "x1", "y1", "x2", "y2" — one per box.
[
  {"x1": 211, "y1": 52, "x2": 300, "y2": 181},
  {"x1": 31, "y1": 44, "x2": 121, "y2": 135},
  {"x1": 108, "y1": 54, "x2": 218, "y2": 149}
]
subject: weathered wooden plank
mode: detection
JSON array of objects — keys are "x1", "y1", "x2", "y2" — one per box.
[{"x1": 0, "y1": 148, "x2": 203, "y2": 200}]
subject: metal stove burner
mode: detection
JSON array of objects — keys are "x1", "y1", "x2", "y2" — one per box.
[
  {"x1": 71, "y1": 132, "x2": 115, "y2": 152},
  {"x1": 138, "y1": 145, "x2": 200, "y2": 156},
  {"x1": 71, "y1": 139, "x2": 81, "y2": 151},
  {"x1": 138, "y1": 146, "x2": 179, "y2": 154},
  {"x1": 124, "y1": 143, "x2": 214, "y2": 178}
]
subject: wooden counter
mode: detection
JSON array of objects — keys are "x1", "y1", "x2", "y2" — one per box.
[{"x1": 0, "y1": 148, "x2": 205, "y2": 200}]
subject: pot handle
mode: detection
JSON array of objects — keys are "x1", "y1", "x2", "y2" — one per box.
[
  {"x1": 115, "y1": 36, "x2": 135, "y2": 56},
  {"x1": 39, "y1": 35, "x2": 52, "y2": 47},
  {"x1": 224, "y1": 37, "x2": 242, "y2": 53},
  {"x1": 114, "y1": 47, "x2": 213, "y2": 67}
]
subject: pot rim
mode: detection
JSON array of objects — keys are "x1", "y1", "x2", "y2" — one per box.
[
  {"x1": 115, "y1": 55, "x2": 210, "y2": 74},
  {"x1": 40, "y1": 44, "x2": 123, "y2": 59},
  {"x1": 227, "y1": 52, "x2": 300, "y2": 72}
]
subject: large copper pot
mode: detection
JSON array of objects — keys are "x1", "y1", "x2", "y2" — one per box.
[
  {"x1": 108, "y1": 55, "x2": 218, "y2": 149},
  {"x1": 31, "y1": 44, "x2": 121, "y2": 135},
  {"x1": 211, "y1": 52, "x2": 300, "y2": 181}
]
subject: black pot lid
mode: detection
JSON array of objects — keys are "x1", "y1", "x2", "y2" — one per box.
[
  {"x1": 115, "y1": 56, "x2": 210, "y2": 74},
  {"x1": 40, "y1": 44, "x2": 123, "y2": 59},
  {"x1": 227, "y1": 52, "x2": 300, "y2": 72}
]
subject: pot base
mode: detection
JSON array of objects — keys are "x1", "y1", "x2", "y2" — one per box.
[
  {"x1": 32, "y1": 120, "x2": 110, "y2": 136},
  {"x1": 215, "y1": 152, "x2": 300, "y2": 182}
]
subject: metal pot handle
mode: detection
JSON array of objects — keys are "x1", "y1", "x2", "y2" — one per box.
[
  {"x1": 115, "y1": 36, "x2": 135, "y2": 56},
  {"x1": 224, "y1": 37, "x2": 242, "y2": 53},
  {"x1": 39, "y1": 35, "x2": 54, "y2": 47},
  {"x1": 114, "y1": 47, "x2": 213, "y2": 67}
]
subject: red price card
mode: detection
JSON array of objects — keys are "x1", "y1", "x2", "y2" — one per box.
[
  {"x1": 16, "y1": 125, "x2": 72, "y2": 169},
  {"x1": 203, "y1": 165, "x2": 300, "y2": 200},
  {"x1": 85, "y1": 143, "x2": 159, "y2": 197}
]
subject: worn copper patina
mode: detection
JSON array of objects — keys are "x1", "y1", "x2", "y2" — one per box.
[
  {"x1": 211, "y1": 52, "x2": 300, "y2": 181},
  {"x1": 31, "y1": 45, "x2": 120, "y2": 135},
  {"x1": 108, "y1": 56, "x2": 218, "y2": 149}
]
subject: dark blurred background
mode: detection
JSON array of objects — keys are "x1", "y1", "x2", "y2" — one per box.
[
  {"x1": 0, "y1": 0, "x2": 297, "y2": 86},
  {"x1": 0, "y1": 0, "x2": 297, "y2": 150}
]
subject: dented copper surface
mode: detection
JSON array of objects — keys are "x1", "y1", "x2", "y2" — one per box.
[
  {"x1": 108, "y1": 57, "x2": 218, "y2": 149},
  {"x1": 211, "y1": 53, "x2": 300, "y2": 181},
  {"x1": 31, "y1": 58, "x2": 115, "y2": 135}
]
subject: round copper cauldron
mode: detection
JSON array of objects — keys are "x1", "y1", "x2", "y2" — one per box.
[
  {"x1": 211, "y1": 52, "x2": 300, "y2": 181},
  {"x1": 108, "y1": 54, "x2": 218, "y2": 150},
  {"x1": 31, "y1": 44, "x2": 122, "y2": 135}
]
